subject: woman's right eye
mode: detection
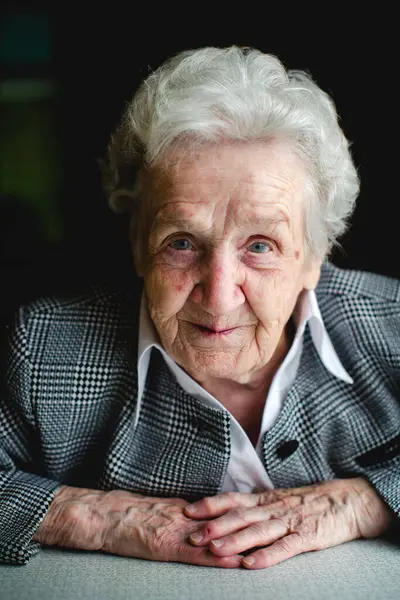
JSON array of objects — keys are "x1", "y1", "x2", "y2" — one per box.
[{"x1": 169, "y1": 239, "x2": 194, "y2": 251}]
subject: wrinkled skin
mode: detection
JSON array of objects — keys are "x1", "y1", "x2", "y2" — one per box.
[
  {"x1": 34, "y1": 486, "x2": 241, "y2": 568},
  {"x1": 185, "y1": 477, "x2": 393, "y2": 569},
  {"x1": 135, "y1": 140, "x2": 321, "y2": 394},
  {"x1": 34, "y1": 478, "x2": 392, "y2": 570},
  {"x1": 33, "y1": 140, "x2": 394, "y2": 568}
]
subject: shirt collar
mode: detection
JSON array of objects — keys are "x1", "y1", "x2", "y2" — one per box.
[
  {"x1": 138, "y1": 289, "x2": 353, "y2": 385},
  {"x1": 294, "y1": 289, "x2": 354, "y2": 384}
]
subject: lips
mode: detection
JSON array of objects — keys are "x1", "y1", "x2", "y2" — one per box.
[{"x1": 194, "y1": 324, "x2": 236, "y2": 334}]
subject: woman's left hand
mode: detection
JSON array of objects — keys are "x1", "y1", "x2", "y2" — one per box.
[{"x1": 184, "y1": 477, "x2": 393, "y2": 569}]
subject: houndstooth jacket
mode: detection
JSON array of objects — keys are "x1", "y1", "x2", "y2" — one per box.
[{"x1": 1, "y1": 262, "x2": 399, "y2": 565}]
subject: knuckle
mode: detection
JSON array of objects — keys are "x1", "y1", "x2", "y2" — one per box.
[
  {"x1": 297, "y1": 529, "x2": 312, "y2": 546},
  {"x1": 225, "y1": 532, "x2": 240, "y2": 546},
  {"x1": 287, "y1": 508, "x2": 304, "y2": 531},
  {"x1": 282, "y1": 496, "x2": 297, "y2": 510},
  {"x1": 231, "y1": 507, "x2": 246, "y2": 521},
  {"x1": 305, "y1": 520, "x2": 320, "y2": 542},
  {"x1": 265, "y1": 490, "x2": 285, "y2": 502},
  {"x1": 246, "y1": 521, "x2": 268, "y2": 545},
  {"x1": 273, "y1": 516, "x2": 289, "y2": 530},
  {"x1": 203, "y1": 522, "x2": 218, "y2": 538},
  {"x1": 250, "y1": 521, "x2": 267, "y2": 537},
  {"x1": 277, "y1": 536, "x2": 297, "y2": 553}
]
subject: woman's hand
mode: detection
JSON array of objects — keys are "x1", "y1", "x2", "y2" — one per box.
[
  {"x1": 184, "y1": 477, "x2": 393, "y2": 569},
  {"x1": 34, "y1": 485, "x2": 242, "y2": 568}
]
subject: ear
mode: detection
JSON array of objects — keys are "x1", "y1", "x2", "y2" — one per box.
[{"x1": 303, "y1": 255, "x2": 322, "y2": 290}]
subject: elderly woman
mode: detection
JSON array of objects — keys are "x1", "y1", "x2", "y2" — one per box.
[{"x1": 1, "y1": 46, "x2": 398, "y2": 569}]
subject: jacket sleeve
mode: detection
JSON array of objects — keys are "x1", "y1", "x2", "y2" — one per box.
[
  {"x1": 357, "y1": 306, "x2": 400, "y2": 526},
  {"x1": 0, "y1": 307, "x2": 60, "y2": 565},
  {"x1": 355, "y1": 433, "x2": 400, "y2": 524}
]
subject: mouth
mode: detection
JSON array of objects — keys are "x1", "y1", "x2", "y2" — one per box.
[{"x1": 194, "y1": 324, "x2": 237, "y2": 335}]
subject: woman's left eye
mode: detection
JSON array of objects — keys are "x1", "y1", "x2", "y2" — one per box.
[
  {"x1": 248, "y1": 241, "x2": 271, "y2": 254},
  {"x1": 169, "y1": 239, "x2": 193, "y2": 251}
]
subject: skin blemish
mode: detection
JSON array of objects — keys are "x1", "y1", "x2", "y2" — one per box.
[{"x1": 294, "y1": 250, "x2": 300, "y2": 260}]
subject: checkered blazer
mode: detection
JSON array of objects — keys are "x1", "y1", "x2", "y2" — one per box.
[{"x1": 1, "y1": 262, "x2": 399, "y2": 565}]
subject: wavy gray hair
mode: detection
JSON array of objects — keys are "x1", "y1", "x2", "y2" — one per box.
[{"x1": 102, "y1": 46, "x2": 360, "y2": 260}]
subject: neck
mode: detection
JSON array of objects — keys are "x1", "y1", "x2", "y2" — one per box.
[{"x1": 189, "y1": 319, "x2": 295, "y2": 442}]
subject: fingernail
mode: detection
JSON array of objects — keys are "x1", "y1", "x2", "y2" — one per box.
[
  {"x1": 243, "y1": 556, "x2": 255, "y2": 567},
  {"x1": 185, "y1": 504, "x2": 198, "y2": 514},
  {"x1": 189, "y1": 532, "x2": 203, "y2": 544},
  {"x1": 210, "y1": 539, "x2": 223, "y2": 548}
]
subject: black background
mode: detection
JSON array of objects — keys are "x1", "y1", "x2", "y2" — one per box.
[{"x1": 1, "y1": 3, "x2": 398, "y2": 329}]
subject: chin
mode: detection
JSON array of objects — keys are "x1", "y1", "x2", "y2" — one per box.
[{"x1": 178, "y1": 351, "x2": 254, "y2": 384}]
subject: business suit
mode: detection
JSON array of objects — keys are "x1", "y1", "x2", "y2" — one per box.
[{"x1": 1, "y1": 262, "x2": 399, "y2": 565}]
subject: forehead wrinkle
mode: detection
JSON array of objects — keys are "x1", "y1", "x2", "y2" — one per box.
[
  {"x1": 151, "y1": 200, "x2": 213, "y2": 234},
  {"x1": 147, "y1": 151, "x2": 302, "y2": 236},
  {"x1": 231, "y1": 202, "x2": 292, "y2": 231},
  {"x1": 151, "y1": 200, "x2": 293, "y2": 237},
  {"x1": 235, "y1": 167, "x2": 305, "y2": 207},
  {"x1": 239, "y1": 216, "x2": 290, "y2": 238}
]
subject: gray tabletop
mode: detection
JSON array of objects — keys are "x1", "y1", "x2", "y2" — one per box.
[{"x1": 1, "y1": 536, "x2": 399, "y2": 600}]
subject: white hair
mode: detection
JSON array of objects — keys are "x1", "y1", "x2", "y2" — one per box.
[{"x1": 102, "y1": 46, "x2": 360, "y2": 259}]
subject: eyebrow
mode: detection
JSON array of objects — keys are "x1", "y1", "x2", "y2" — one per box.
[
  {"x1": 237, "y1": 210, "x2": 290, "y2": 228},
  {"x1": 151, "y1": 207, "x2": 290, "y2": 232}
]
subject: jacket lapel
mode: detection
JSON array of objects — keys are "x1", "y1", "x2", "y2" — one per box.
[
  {"x1": 102, "y1": 347, "x2": 231, "y2": 501},
  {"x1": 261, "y1": 326, "x2": 353, "y2": 488}
]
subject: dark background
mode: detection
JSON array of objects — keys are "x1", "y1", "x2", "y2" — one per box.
[{"x1": 1, "y1": 3, "x2": 398, "y2": 331}]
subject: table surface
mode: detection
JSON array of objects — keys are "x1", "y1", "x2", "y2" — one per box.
[{"x1": 1, "y1": 536, "x2": 399, "y2": 600}]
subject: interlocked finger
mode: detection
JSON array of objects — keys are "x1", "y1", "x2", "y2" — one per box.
[
  {"x1": 241, "y1": 532, "x2": 306, "y2": 569},
  {"x1": 207, "y1": 518, "x2": 288, "y2": 557},
  {"x1": 189, "y1": 499, "x2": 313, "y2": 547}
]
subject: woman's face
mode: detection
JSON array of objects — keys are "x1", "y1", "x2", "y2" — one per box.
[{"x1": 135, "y1": 140, "x2": 321, "y2": 385}]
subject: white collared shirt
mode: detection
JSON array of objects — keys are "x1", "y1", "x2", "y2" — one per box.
[{"x1": 136, "y1": 290, "x2": 353, "y2": 493}]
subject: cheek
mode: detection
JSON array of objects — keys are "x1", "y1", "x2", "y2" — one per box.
[
  {"x1": 145, "y1": 264, "x2": 195, "y2": 319},
  {"x1": 242, "y1": 268, "x2": 297, "y2": 322}
]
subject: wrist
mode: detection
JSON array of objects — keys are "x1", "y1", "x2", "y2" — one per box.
[
  {"x1": 33, "y1": 485, "x2": 107, "y2": 549},
  {"x1": 351, "y1": 477, "x2": 393, "y2": 538}
]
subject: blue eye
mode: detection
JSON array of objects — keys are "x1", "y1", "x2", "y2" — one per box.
[
  {"x1": 248, "y1": 241, "x2": 270, "y2": 253},
  {"x1": 170, "y1": 239, "x2": 193, "y2": 250}
]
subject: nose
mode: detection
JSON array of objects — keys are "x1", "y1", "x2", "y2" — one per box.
[{"x1": 190, "y1": 251, "x2": 245, "y2": 316}]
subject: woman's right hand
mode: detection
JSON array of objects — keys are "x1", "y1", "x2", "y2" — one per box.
[{"x1": 33, "y1": 485, "x2": 241, "y2": 568}]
